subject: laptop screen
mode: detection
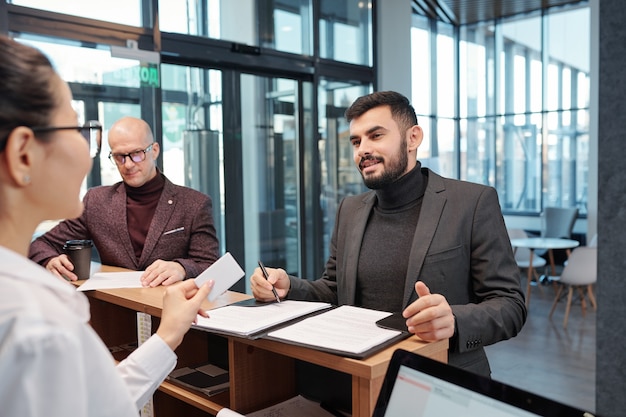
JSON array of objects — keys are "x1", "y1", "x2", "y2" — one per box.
[{"x1": 373, "y1": 349, "x2": 596, "y2": 417}]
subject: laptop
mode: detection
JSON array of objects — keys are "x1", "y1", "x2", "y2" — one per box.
[{"x1": 373, "y1": 349, "x2": 597, "y2": 417}]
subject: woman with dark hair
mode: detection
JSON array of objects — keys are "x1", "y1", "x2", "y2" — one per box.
[{"x1": 0, "y1": 35, "x2": 214, "y2": 416}]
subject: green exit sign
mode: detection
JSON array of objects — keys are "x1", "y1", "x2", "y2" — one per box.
[{"x1": 140, "y1": 63, "x2": 160, "y2": 88}]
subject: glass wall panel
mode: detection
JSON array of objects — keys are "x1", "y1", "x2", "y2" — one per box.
[
  {"x1": 496, "y1": 116, "x2": 542, "y2": 212},
  {"x1": 500, "y1": 15, "x2": 541, "y2": 116},
  {"x1": 160, "y1": 0, "x2": 255, "y2": 44},
  {"x1": 460, "y1": 117, "x2": 494, "y2": 185},
  {"x1": 459, "y1": 24, "x2": 495, "y2": 118},
  {"x1": 541, "y1": 7, "x2": 590, "y2": 216},
  {"x1": 433, "y1": 118, "x2": 457, "y2": 178},
  {"x1": 411, "y1": 14, "x2": 431, "y2": 117},
  {"x1": 16, "y1": 34, "x2": 141, "y2": 88},
  {"x1": 546, "y1": 63, "x2": 561, "y2": 111},
  {"x1": 547, "y1": 7, "x2": 590, "y2": 111},
  {"x1": 10, "y1": 0, "x2": 142, "y2": 26},
  {"x1": 578, "y1": 71, "x2": 590, "y2": 109},
  {"x1": 273, "y1": 5, "x2": 310, "y2": 54},
  {"x1": 421, "y1": 5, "x2": 590, "y2": 217},
  {"x1": 319, "y1": 0, "x2": 372, "y2": 65},
  {"x1": 418, "y1": 117, "x2": 457, "y2": 178},
  {"x1": 575, "y1": 118, "x2": 590, "y2": 214},
  {"x1": 544, "y1": 110, "x2": 585, "y2": 211},
  {"x1": 529, "y1": 57, "x2": 543, "y2": 113},
  {"x1": 416, "y1": 117, "x2": 432, "y2": 162},
  {"x1": 436, "y1": 22, "x2": 455, "y2": 118},
  {"x1": 159, "y1": 0, "x2": 312, "y2": 55},
  {"x1": 318, "y1": 79, "x2": 370, "y2": 259}
]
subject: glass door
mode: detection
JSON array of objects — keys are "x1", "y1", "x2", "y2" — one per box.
[
  {"x1": 160, "y1": 65, "x2": 308, "y2": 291},
  {"x1": 160, "y1": 65, "x2": 225, "y2": 252},
  {"x1": 317, "y1": 79, "x2": 371, "y2": 260},
  {"x1": 240, "y1": 75, "x2": 301, "y2": 283}
]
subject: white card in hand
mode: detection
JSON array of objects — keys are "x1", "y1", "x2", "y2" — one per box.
[{"x1": 194, "y1": 252, "x2": 245, "y2": 301}]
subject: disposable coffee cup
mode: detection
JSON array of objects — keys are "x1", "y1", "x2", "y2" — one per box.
[{"x1": 63, "y1": 239, "x2": 93, "y2": 280}]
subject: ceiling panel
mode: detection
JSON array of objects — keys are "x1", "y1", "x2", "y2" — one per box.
[{"x1": 416, "y1": 0, "x2": 587, "y2": 25}]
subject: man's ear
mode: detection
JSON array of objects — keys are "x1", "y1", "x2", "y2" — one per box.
[
  {"x1": 3, "y1": 127, "x2": 36, "y2": 187},
  {"x1": 407, "y1": 125, "x2": 423, "y2": 153},
  {"x1": 151, "y1": 141, "x2": 160, "y2": 160}
]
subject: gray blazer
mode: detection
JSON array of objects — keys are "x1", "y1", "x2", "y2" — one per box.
[
  {"x1": 289, "y1": 168, "x2": 527, "y2": 376},
  {"x1": 29, "y1": 176, "x2": 219, "y2": 278}
]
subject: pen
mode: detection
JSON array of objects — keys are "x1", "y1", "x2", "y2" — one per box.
[{"x1": 258, "y1": 260, "x2": 281, "y2": 303}]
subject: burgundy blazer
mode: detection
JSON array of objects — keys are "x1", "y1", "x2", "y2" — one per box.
[{"x1": 29, "y1": 176, "x2": 219, "y2": 278}]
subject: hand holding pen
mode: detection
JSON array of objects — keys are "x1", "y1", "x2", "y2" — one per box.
[{"x1": 258, "y1": 260, "x2": 281, "y2": 303}]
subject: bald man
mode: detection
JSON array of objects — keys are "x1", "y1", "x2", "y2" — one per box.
[{"x1": 29, "y1": 117, "x2": 219, "y2": 286}]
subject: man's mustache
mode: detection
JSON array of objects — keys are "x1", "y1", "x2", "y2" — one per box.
[{"x1": 359, "y1": 155, "x2": 382, "y2": 170}]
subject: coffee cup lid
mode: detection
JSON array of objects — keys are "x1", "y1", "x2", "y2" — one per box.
[{"x1": 63, "y1": 239, "x2": 93, "y2": 248}]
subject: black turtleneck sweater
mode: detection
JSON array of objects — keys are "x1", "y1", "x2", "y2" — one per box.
[
  {"x1": 355, "y1": 164, "x2": 428, "y2": 312},
  {"x1": 125, "y1": 172, "x2": 165, "y2": 259}
]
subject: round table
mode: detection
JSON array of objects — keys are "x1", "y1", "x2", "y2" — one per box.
[{"x1": 510, "y1": 238, "x2": 580, "y2": 307}]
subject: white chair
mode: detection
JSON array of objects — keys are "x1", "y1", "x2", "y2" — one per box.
[
  {"x1": 548, "y1": 246, "x2": 597, "y2": 328},
  {"x1": 508, "y1": 228, "x2": 547, "y2": 283}
]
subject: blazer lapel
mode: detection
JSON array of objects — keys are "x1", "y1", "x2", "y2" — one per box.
[
  {"x1": 340, "y1": 192, "x2": 376, "y2": 305},
  {"x1": 112, "y1": 184, "x2": 140, "y2": 269},
  {"x1": 138, "y1": 179, "x2": 177, "y2": 266},
  {"x1": 403, "y1": 169, "x2": 447, "y2": 307}
]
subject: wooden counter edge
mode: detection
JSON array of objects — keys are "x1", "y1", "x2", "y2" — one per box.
[{"x1": 230, "y1": 336, "x2": 448, "y2": 379}]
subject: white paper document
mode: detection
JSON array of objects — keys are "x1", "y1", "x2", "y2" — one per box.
[
  {"x1": 267, "y1": 305, "x2": 401, "y2": 355},
  {"x1": 194, "y1": 300, "x2": 331, "y2": 337},
  {"x1": 195, "y1": 252, "x2": 245, "y2": 301},
  {"x1": 76, "y1": 271, "x2": 144, "y2": 291}
]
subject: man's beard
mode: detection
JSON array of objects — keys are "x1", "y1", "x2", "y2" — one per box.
[{"x1": 360, "y1": 142, "x2": 409, "y2": 189}]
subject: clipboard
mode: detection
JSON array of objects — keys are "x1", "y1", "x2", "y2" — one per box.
[{"x1": 264, "y1": 306, "x2": 410, "y2": 359}]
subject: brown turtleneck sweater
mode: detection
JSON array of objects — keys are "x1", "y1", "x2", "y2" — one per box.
[
  {"x1": 125, "y1": 172, "x2": 165, "y2": 259},
  {"x1": 355, "y1": 163, "x2": 428, "y2": 312}
]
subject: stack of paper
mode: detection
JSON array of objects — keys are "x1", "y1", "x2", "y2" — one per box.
[{"x1": 194, "y1": 300, "x2": 331, "y2": 337}]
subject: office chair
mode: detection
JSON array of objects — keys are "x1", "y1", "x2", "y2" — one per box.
[
  {"x1": 537, "y1": 207, "x2": 579, "y2": 281},
  {"x1": 541, "y1": 207, "x2": 579, "y2": 240}
]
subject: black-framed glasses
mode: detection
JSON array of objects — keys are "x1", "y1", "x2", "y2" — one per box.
[
  {"x1": 108, "y1": 143, "x2": 154, "y2": 166},
  {"x1": 31, "y1": 120, "x2": 102, "y2": 158}
]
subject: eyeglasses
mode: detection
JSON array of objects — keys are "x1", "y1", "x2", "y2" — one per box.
[
  {"x1": 31, "y1": 120, "x2": 102, "y2": 159},
  {"x1": 108, "y1": 144, "x2": 154, "y2": 166}
]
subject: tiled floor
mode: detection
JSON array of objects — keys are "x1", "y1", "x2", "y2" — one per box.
[{"x1": 485, "y1": 279, "x2": 596, "y2": 413}]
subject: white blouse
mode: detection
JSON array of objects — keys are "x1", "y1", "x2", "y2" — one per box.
[{"x1": 0, "y1": 246, "x2": 176, "y2": 417}]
